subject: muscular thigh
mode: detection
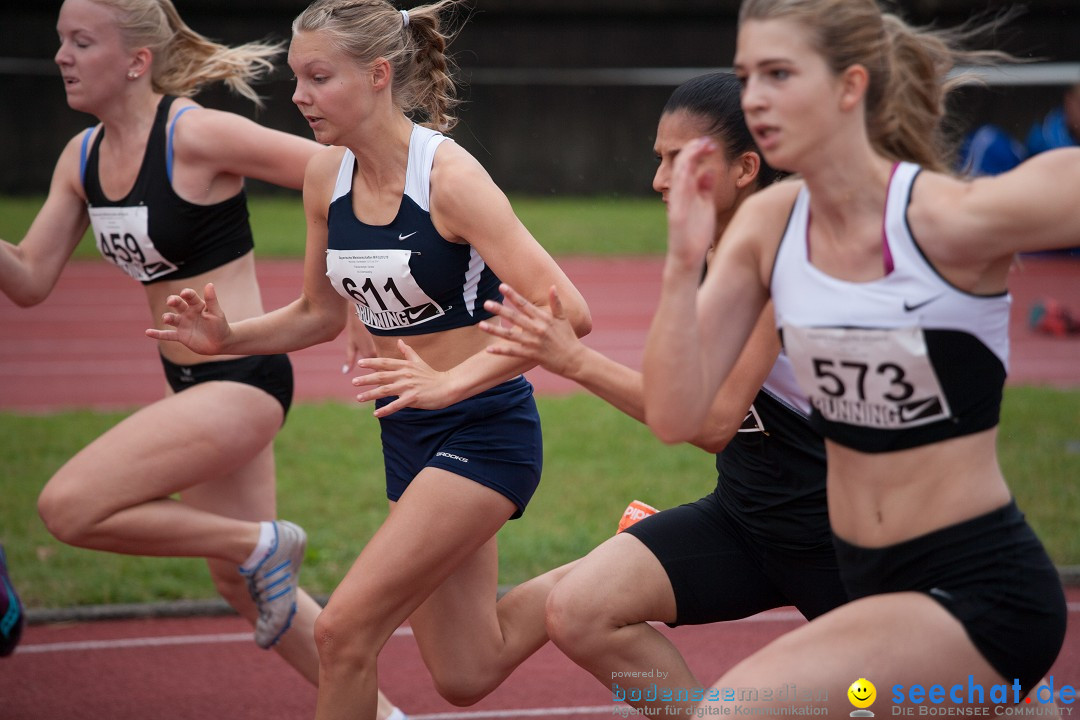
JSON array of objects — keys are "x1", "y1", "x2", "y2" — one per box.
[
  {"x1": 48, "y1": 382, "x2": 282, "y2": 513},
  {"x1": 714, "y1": 592, "x2": 1000, "y2": 713},
  {"x1": 319, "y1": 467, "x2": 517, "y2": 643},
  {"x1": 558, "y1": 532, "x2": 678, "y2": 626}
]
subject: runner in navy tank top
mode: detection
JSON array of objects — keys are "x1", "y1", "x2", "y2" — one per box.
[
  {"x1": 0, "y1": 1, "x2": 404, "y2": 716},
  {"x1": 149, "y1": 2, "x2": 591, "y2": 717},
  {"x1": 644, "y1": 0, "x2": 1076, "y2": 711}
]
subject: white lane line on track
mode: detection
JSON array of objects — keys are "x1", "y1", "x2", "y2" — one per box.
[
  {"x1": 15, "y1": 612, "x2": 800, "y2": 655},
  {"x1": 16, "y1": 626, "x2": 416, "y2": 654},
  {"x1": 15, "y1": 632, "x2": 255, "y2": 653},
  {"x1": 17, "y1": 603, "x2": 1080, "y2": 655}
]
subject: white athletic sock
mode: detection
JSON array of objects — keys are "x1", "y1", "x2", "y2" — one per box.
[
  {"x1": 239, "y1": 521, "x2": 276, "y2": 571},
  {"x1": 386, "y1": 708, "x2": 407, "y2": 720}
]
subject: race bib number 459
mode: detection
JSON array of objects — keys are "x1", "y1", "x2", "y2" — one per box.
[
  {"x1": 782, "y1": 325, "x2": 951, "y2": 429},
  {"x1": 88, "y1": 205, "x2": 178, "y2": 282}
]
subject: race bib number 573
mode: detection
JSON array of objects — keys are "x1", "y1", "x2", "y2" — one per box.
[{"x1": 782, "y1": 325, "x2": 951, "y2": 429}]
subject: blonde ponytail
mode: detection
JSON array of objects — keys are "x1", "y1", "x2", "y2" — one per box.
[
  {"x1": 292, "y1": 0, "x2": 467, "y2": 132},
  {"x1": 401, "y1": 1, "x2": 464, "y2": 131},
  {"x1": 739, "y1": 0, "x2": 1020, "y2": 172},
  {"x1": 97, "y1": 0, "x2": 282, "y2": 106}
]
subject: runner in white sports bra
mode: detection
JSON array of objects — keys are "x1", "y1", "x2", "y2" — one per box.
[{"x1": 643, "y1": 0, "x2": 1077, "y2": 711}]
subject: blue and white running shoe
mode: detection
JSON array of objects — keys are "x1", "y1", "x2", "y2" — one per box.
[{"x1": 240, "y1": 521, "x2": 306, "y2": 649}]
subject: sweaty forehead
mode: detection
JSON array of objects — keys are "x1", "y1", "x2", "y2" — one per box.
[
  {"x1": 58, "y1": 0, "x2": 118, "y2": 34},
  {"x1": 287, "y1": 31, "x2": 342, "y2": 67},
  {"x1": 656, "y1": 109, "x2": 712, "y2": 148},
  {"x1": 735, "y1": 17, "x2": 815, "y2": 68}
]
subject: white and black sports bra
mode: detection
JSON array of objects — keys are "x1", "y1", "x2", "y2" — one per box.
[{"x1": 770, "y1": 162, "x2": 1010, "y2": 453}]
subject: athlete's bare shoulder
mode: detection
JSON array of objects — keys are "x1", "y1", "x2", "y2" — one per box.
[
  {"x1": 429, "y1": 134, "x2": 489, "y2": 185},
  {"x1": 301, "y1": 144, "x2": 349, "y2": 216},
  {"x1": 304, "y1": 144, "x2": 348, "y2": 185},
  {"x1": 731, "y1": 177, "x2": 803, "y2": 243},
  {"x1": 53, "y1": 127, "x2": 99, "y2": 200},
  {"x1": 749, "y1": 175, "x2": 803, "y2": 210}
]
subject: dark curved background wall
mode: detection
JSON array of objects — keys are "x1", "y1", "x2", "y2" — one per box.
[{"x1": 2, "y1": 0, "x2": 1077, "y2": 196}]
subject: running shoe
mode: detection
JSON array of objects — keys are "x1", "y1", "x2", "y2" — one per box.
[
  {"x1": 616, "y1": 500, "x2": 658, "y2": 534},
  {"x1": 0, "y1": 544, "x2": 24, "y2": 657},
  {"x1": 240, "y1": 520, "x2": 306, "y2": 649}
]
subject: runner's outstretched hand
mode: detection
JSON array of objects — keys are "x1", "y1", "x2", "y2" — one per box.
[
  {"x1": 145, "y1": 283, "x2": 232, "y2": 356},
  {"x1": 353, "y1": 339, "x2": 451, "y2": 417},
  {"x1": 480, "y1": 283, "x2": 584, "y2": 378},
  {"x1": 666, "y1": 136, "x2": 719, "y2": 272}
]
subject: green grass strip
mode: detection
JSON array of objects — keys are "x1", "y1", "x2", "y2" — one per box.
[
  {"x1": 0, "y1": 194, "x2": 667, "y2": 259},
  {"x1": 1, "y1": 388, "x2": 1077, "y2": 608}
]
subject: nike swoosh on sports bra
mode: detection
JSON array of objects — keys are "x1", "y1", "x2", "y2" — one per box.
[
  {"x1": 324, "y1": 124, "x2": 502, "y2": 336},
  {"x1": 770, "y1": 162, "x2": 1010, "y2": 453}
]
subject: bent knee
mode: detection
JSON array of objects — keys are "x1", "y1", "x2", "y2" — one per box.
[
  {"x1": 37, "y1": 479, "x2": 96, "y2": 546},
  {"x1": 546, "y1": 579, "x2": 608, "y2": 656},
  {"x1": 313, "y1": 604, "x2": 378, "y2": 667},
  {"x1": 313, "y1": 607, "x2": 345, "y2": 658}
]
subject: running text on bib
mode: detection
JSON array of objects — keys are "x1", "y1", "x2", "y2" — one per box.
[
  {"x1": 782, "y1": 325, "x2": 951, "y2": 429},
  {"x1": 326, "y1": 248, "x2": 445, "y2": 331}
]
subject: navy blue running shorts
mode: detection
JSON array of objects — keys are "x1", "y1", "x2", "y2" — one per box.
[
  {"x1": 376, "y1": 375, "x2": 542, "y2": 519},
  {"x1": 160, "y1": 353, "x2": 293, "y2": 419},
  {"x1": 833, "y1": 499, "x2": 1066, "y2": 695}
]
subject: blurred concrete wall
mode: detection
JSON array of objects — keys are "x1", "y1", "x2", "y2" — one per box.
[{"x1": 2, "y1": 1, "x2": 1077, "y2": 196}]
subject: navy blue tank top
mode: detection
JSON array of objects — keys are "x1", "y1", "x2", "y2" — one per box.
[{"x1": 324, "y1": 125, "x2": 502, "y2": 336}]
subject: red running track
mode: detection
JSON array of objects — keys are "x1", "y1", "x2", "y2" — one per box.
[
  {"x1": 1, "y1": 256, "x2": 1078, "y2": 412},
  {"x1": 3, "y1": 593, "x2": 1080, "y2": 720},
  {"x1": 0, "y1": 257, "x2": 662, "y2": 411}
]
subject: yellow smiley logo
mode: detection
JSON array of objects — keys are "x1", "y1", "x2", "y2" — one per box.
[{"x1": 848, "y1": 678, "x2": 876, "y2": 709}]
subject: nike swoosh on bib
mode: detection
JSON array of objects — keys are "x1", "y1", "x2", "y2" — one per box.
[
  {"x1": 404, "y1": 303, "x2": 440, "y2": 323},
  {"x1": 898, "y1": 396, "x2": 944, "y2": 422}
]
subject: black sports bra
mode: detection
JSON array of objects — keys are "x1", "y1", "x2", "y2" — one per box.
[{"x1": 80, "y1": 95, "x2": 254, "y2": 284}]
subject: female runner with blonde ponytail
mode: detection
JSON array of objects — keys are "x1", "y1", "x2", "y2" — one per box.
[
  {"x1": 0, "y1": 1, "x2": 405, "y2": 716},
  {"x1": 150, "y1": 1, "x2": 593, "y2": 717},
  {"x1": 644, "y1": 0, "x2": 1072, "y2": 711}
]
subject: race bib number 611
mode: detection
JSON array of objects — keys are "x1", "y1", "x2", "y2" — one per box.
[
  {"x1": 325, "y1": 248, "x2": 445, "y2": 331},
  {"x1": 782, "y1": 325, "x2": 951, "y2": 429}
]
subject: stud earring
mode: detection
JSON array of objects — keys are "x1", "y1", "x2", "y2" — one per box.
[{"x1": 127, "y1": 71, "x2": 138, "y2": 80}]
